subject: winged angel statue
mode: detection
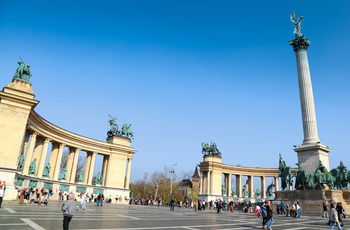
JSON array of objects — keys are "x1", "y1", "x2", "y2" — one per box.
[{"x1": 290, "y1": 11, "x2": 303, "y2": 37}]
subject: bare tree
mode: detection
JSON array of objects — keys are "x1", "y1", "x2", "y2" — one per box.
[{"x1": 180, "y1": 170, "x2": 193, "y2": 180}]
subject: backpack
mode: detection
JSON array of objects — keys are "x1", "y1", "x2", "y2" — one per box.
[{"x1": 261, "y1": 206, "x2": 267, "y2": 217}]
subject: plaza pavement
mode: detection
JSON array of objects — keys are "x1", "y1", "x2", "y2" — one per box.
[{"x1": 0, "y1": 200, "x2": 346, "y2": 230}]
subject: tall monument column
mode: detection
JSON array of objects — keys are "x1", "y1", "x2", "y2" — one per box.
[{"x1": 289, "y1": 12, "x2": 330, "y2": 174}]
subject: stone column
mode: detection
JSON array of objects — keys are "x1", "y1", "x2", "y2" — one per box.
[
  {"x1": 37, "y1": 138, "x2": 50, "y2": 177},
  {"x1": 87, "y1": 152, "x2": 97, "y2": 185},
  {"x1": 274, "y1": 176, "x2": 279, "y2": 192},
  {"x1": 102, "y1": 155, "x2": 109, "y2": 186},
  {"x1": 52, "y1": 143, "x2": 64, "y2": 180},
  {"x1": 291, "y1": 38, "x2": 319, "y2": 144},
  {"x1": 248, "y1": 176, "x2": 254, "y2": 198},
  {"x1": 83, "y1": 152, "x2": 92, "y2": 184},
  {"x1": 48, "y1": 143, "x2": 58, "y2": 178},
  {"x1": 290, "y1": 36, "x2": 331, "y2": 173},
  {"x1": 207, "y1": 171, "x2": 211, "y2": 195},
  {"x1": 199, "y1": 172, "x2": 204, "y2": 194},
  {"x1": 21, "y1": 131, "x2": 30, "y2": 156},
  {"x1": 227, "y1": 174, "x2": 231, "y2": 197},
  {"x1": 125, "y1": 158, "x2": 132, "y2": 189},
  {"x1": 236, "y1": 175, "x2": 242, "y2": 197},
  {"x1": 69, "y1": 148, "x2": 80, "y2": 183},
  {"x1": 23, "y1": 132, "x2": 38, "y2": 174},
  {"x1": 31, "y1": 136, "x2": 44, "y2": 171},
  {"x1": 260, "y1": 176, "x2": 266, "y2": 198},
  {"x1": 66, "y1": 148, "x2": 74, "y2": 181}
]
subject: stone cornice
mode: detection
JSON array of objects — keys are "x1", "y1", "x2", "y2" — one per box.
[
  {"x1": 0, "y1": 91, "x2": 39, "y2": 109},
  {"x1": 289, "y1": 36, "x2": 311, "y2": 52},
  {"x1": 27, "y1": 111, "x2": 135, "y2": 156},
  {"x1": 199, "y1": 161, "x2": 295, "y2": 177}
]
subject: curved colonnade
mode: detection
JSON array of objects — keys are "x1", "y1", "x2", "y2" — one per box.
[
  {"x1": 198, "y1": 155, "x2": 290, "y2": 201},
  {"x1": 15, "y1": 110, "x2": 135, "y2": 202}
]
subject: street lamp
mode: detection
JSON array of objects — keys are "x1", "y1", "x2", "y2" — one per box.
[{"x1": 170, "y1": 164, "x2": 177, "y2": 201}]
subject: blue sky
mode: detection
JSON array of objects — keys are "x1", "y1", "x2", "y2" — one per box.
[{"x1": 1, "y1": 1, "x2": 349, "y2": 183}]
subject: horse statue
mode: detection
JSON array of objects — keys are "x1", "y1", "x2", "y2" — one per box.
[
  {"x1": 281, "y1": 166, "x2": 293, "y2": 191},
  {"x1": 201, "y1": 142, "x2": 221, "y2": 156},
  {"x1": 119, "y1": 124, "x2": 134, "y2": 139},
  {"x1": 210, "y1": 142, "x2": 221, "y2": 156},
  {"x1": 295, "y1": 163, "x2": 308, "y2": 190},
  {"x1": 107, "y1": 115, "x2": 119, "y2": 137},
  {"x1": 330, "y1": 168, "x2": 341, "y2": 189},
  {"x1": 314, "y1": 160, "x2": 335, "y2": 189},
  {"x1": 13, "y1": 60, "x2": 31, "y2": 82}
]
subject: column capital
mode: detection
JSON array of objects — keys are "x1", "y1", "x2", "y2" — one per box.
[
  {"x1": 289, "y1": 36, "x2": 310, "y2": 52},
  {"x1": 44, "y1": 138, "x2": 51, "y2": 143}
]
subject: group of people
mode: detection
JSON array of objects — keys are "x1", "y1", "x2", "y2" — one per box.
[
  {"x1": 279, "y1": 201, "x2": 301, "y2": 218},
  {"x1": 18, "y1": 186, "x2": 52, "y2": 205},
  {"x1": 257, "y1": 200, "x2": 274, "y2": 230}
]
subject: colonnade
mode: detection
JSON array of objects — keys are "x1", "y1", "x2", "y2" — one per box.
[
  {"x1": 15, "y1": 110, "x2": 135, "y2": 192},
  {"x1": 0, "y1": 76, "x2": 135, "y2": 202},
  {"x1": 198, "y1": 155, "x2": 279, "y2": 201},
  {"x1": 20, "y1": 131, "x2": 112, "y2": 185}
]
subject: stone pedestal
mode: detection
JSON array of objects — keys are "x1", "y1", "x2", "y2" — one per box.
[
  {"x1": 275, "y1": 190, "x2": 350, "y2": 216},
  {"x1": 294, "y1": 143, "x2": 331, "y2": 174}
]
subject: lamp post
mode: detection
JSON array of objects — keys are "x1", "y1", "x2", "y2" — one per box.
[{"x1": 170, "y1": 164, "x2": 177, "y2": 201}]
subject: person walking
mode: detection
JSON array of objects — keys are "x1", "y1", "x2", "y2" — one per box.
[
  {"x1": 80, "y1": 192, "x2": 86, "y2": 210},
  {"x1": 265, "y1": 200, "x2": 274, "y2": 230},
  {"x1": 329, "y1": 202, "x2": 342, "y2": 230},
  {"x1": 62, "y1": 192, "x2": 76, "y2": 230},
  {"x1": 280, "y1": 201, "x2": 286, "y2": 215},
  {"x1": 261, "y1": 201, "x2": 267, "y2": 229},
  {"x1": 296, "y1": 201, "x2": 301, "y2": 218},
  {"x1": 336, "y1": 202, "x2": 344, "y2": 227}
]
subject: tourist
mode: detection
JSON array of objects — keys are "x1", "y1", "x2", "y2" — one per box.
[
  {"x1": 323, "y1": 202, "x2": 329, "y2": 218},
  {"x1": 329, "y1": 202, "x2": 342, "y2": 230},
  {"x1": 216, "y1": 199, "x2": 222, "y2": 214},
  {"x1": 0, "y1": 180, "x2": 6, "y2": 208},
  {"x1": 336, "y1": 202, "x2": 344, "y2": 227},
  {"x1": 276, "y1": 202, "x2": 280, "y2": 215},
  {"x1": 261, "y1": 201, "x2": 267, "y2": 229},
  {"x1": 255, "y1": 204, "x2": 261, "y2": 218},
  {"x1": 280, "y1": 201, "x2": 285, "y2": 215},
  {"x1": 99, "y1": 194, "x2": 104, "y2": 206},
  {"x1": 18, "y1": 187, "x2": 25, "y2": 204},
  {"x1": 265, "y1": 200, "x2": 274, "y2": 230},
  {"x1": 62, "y1": 192, "x2": 76, "y2": 230},
  {"x1": 193, "y1": 200, "x2": 197, "y2": 212},
  {"x1": 170, "y1": 197, "x2": 175, "y2": 211},
  {"x1": 285, "y1": 201, "x2": 290, "y2": 217},
  {"x1": 291, "y1": 202, "x2": 297, "y2": 217},
  {"x1": 296, "y1": 201, "x2": 301, "y2": 217},
  {"x1": 80, "y1": 192, "x2": 86, "y2": 210}
]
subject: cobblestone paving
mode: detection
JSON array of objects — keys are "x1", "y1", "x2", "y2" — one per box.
[{"x1": 0, "y1": 201, "x2": 347, "y2": 230}]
